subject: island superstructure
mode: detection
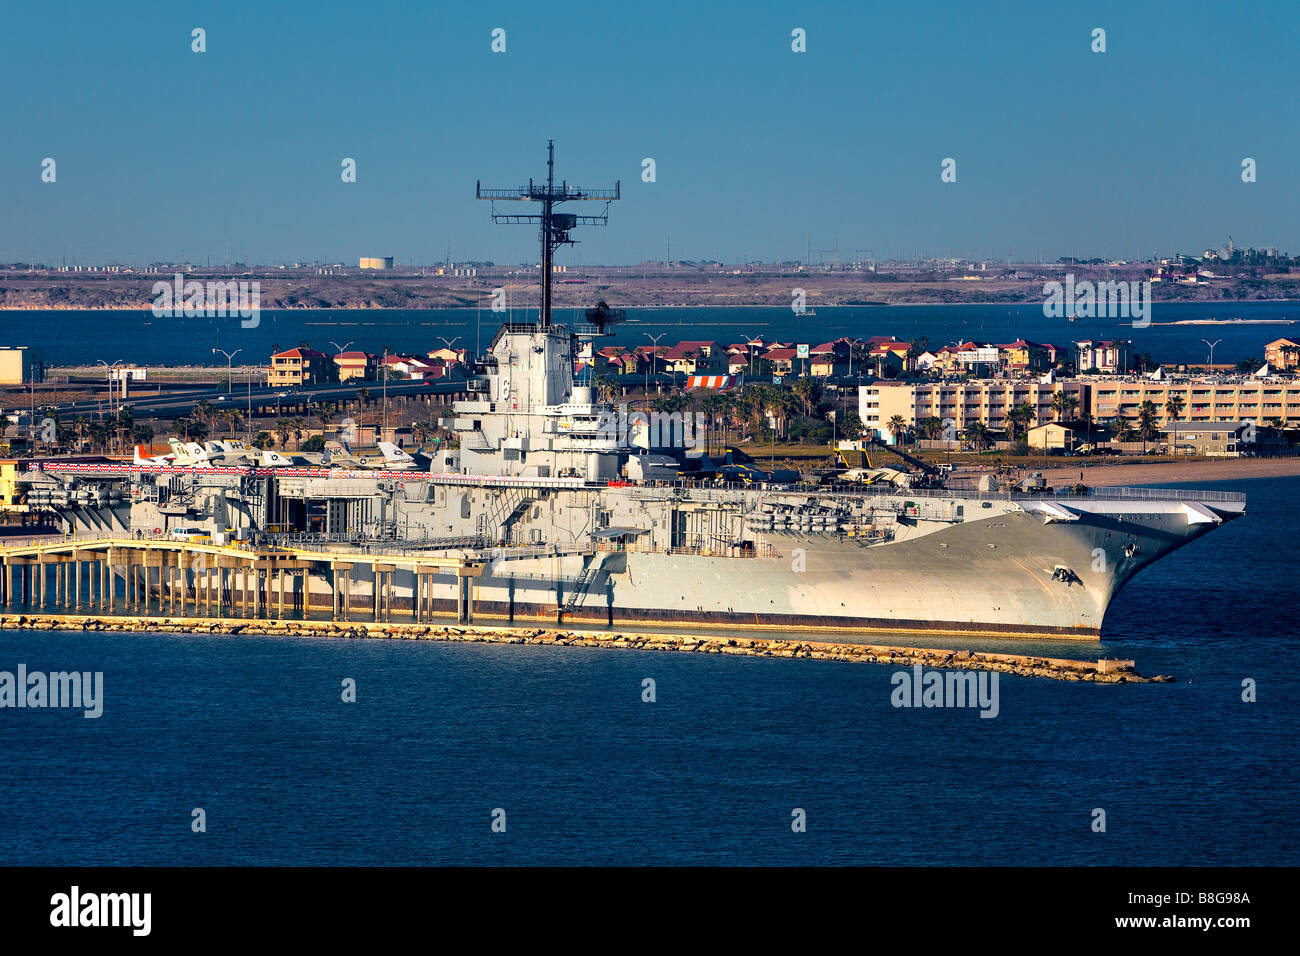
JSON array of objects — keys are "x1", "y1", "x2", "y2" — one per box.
[{"x1": 12, "y1": 145, "x2": 1246, "y2": 638}]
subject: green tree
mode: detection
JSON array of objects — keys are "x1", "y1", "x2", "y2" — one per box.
[
  {"x1": 838, "y1": 410, "x2": 864, "y2": 440},
  {"x1": 699, "y1": 393, "x2": 728, "y2": 453},
  {"x1": 792, "y1": 377, "x2": 822, "y2": 417},
  {"x1": 886, "y1": 414, "x2": 908, "y2": 446},
  {"x1": 1137, "y1": 400, "x2": 1160, "y2": 452},
  {"x1": 591, "y1": 374, "x2": 619, "y2": 404},
  {"x1": 1004, "y1": 402, "x2": 1036, "y2": 441},
  {"x1": 918, "y1": 416, "x2": 945, "y2": 440},
  {"x1": 1164, "y1": 393, "x2": 1186, "y2": 457},
  {"x1": 1050, "y1": 391, "x2": 1079, "y2": 421},
  {"x1": 964, "y1": 421, "x2": 990, "y2": 451}
]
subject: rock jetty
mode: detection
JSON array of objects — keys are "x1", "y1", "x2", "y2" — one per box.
[{"x1": 0, "y1": 613, "x2": 1172, "y2": 683}]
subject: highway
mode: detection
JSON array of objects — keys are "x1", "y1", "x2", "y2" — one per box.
[{"x1": 25, "y1": 377, "x2": 469, "y2": 420}]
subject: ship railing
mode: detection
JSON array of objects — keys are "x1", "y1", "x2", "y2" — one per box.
[
  {"x1": 620, "y1": 476, "x2": 1247, "y2": 506},
  {"x1": 259, "y1": 533, "x2": 487, "y2": 555},
  {"x1": 474, "y1": 544, "x2": 595, "y2": 562},
  {"x1": 1047, "y1": 485, "x2": 1247, "y2": 504}
]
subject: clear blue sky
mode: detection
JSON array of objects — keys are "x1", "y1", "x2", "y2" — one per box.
[{"x1": 1, "y1": 0, "x2": 1296, "y2": 267}]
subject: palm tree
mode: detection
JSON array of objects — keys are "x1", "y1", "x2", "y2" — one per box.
[
  {"x1": 1113, "y1": 417, "x2": 1135, "y2": 443},
  {"x1": 652, "y1": 392, "x2": 690, "y2": 415},
  {"x1": 699, "y1": 393, "x2": 728, "y2": 454},
  {"x1": 792, "y1": 377, "x2": 821, "y2": 417},
  {"x1": 274, "y1": 418, "x2": 293, "y2": 448},
  {"x1": 964, "y1": 421, "x2": 990, "y2": 452},
  {"x1": 223, "y1": 409, "x2": 243, "y2": 437},
  {"x1": 849, "y1": 340, "x2": 869, "y2": 378},
  {"x1": 290, "y1": 416, "x2": 306, "y2": 450},
  {"x1": 1164, "y1": 393, "x2": 1186, "y2": 457},
  {"x1": 411, "y1": 420, "x2": 434, "y2": 445},
  {"x1": 1050, "y1": 391, "x2": 1079, "y2": 422},
  {"x1": 839, "y1": 410, "x2": 864, "y2": 441},
  {"x1": 734, "y1": 388, "x2": 764, "y2": 440},
  {"x1": 918, "y1": 416, "x2": 944, "y2": 441},
  {"x1": 192, "y1": 400, "x2": 216, "y2": 435},
  {"x1": 591, "y1": 374, "x2": 619, "y2": 404},
  {"x1": 113, "y1": 406, "x2": 134, "y2": 454},
  {"x1": 758, "y1": 388, "x2": 795, "y2": 440},
  {"x1": 1005, "y1": 402, "x2": 1036, "y2": 442},
  {"x1": 1137, "y1": 400, "x2": 1160, "y2": 453},
  {"x1": 886, "y1": 415, "x2": 908, "y2": 446}
]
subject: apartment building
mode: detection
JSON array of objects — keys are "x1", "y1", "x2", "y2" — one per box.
[
  {"x1": 1264, "y1": 338, "x2": 1300, "y2": 371},
  {"x1": 1089, "y1": 379, "x2": 1300, "y2": 425},
  {"x1": 333, "y1": 350, "x2": 376, "y2": 382},
  {"x1": 269, "y1": 347, "x2": 332, "y2": 387},
  {"x1": 1076, "y1": 340, "x2": 1131, "y2": 374},
  {"x1": 859, "y1": 380, "x2": 1089, "y2": 443}
]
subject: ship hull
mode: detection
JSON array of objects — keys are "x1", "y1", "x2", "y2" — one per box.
[{"x1": 98, "y1": 500, "x2": 1226, "y2": 640}]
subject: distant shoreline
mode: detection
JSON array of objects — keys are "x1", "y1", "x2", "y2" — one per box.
[{"x1": 3, "y1": 298, "x2": 1300, "y2": 312}]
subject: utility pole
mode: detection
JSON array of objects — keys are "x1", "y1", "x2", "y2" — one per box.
[{"x1": 1202, "y1": 338, "x2": 1222, "y2": 370}]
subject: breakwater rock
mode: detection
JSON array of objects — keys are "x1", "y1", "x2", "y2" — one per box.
[{"x1": 0, "y1": 613, "x2": 1173, "y2": 683}]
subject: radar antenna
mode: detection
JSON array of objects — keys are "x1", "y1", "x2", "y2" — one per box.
[
  {"x1": 476, "y1": 140, "x2": 620, "y2": 330},
  {"x1": 583, "y1": 300, "x2": 626, "y2": 335}
]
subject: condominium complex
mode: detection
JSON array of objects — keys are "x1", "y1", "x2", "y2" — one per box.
[
  {"x1": 860, "y1": 376, "x2": 1300, "y2": 442},
  {"x1": 859, "y1": 380, "x2": 1088, "y2": 442},
  {"x1": 1089, "y1": 379, "x2": 1300, "y2": 425}
]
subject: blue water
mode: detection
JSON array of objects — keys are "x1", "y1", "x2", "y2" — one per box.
[
  {"x1": 0, "y1": 476, "x2": 1296, "y2": 866},
  {"x1": 2, "y1": 301, "x2": 1294, "y2": 367}
]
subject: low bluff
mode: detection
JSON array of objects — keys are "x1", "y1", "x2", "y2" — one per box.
[{"x1": 0, "y1": 613, "x2": 1172, "y2": 683}]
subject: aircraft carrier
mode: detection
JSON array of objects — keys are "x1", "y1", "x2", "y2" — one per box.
[{"x1": 13, "y1": 145, "x2": 1246, "y2": 638}]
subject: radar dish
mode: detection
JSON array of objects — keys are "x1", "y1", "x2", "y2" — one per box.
[{"x1": 583, "y1": 300, "x2": 627, "y2": 333}]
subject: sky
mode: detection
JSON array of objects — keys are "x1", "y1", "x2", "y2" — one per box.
[{"x1": 1, "y1": 0, "x2": 1297, "y2": 267}]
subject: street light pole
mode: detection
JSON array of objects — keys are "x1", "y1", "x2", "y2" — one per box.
[
  {"x1": 644, "y1": 332, "x2": 666, "y2": 411},
  {"x1": 213, "y1": 348, "x2": 241, "y2": 394},
  {"x1": 96, "y1": 359, "x2": 123, "y2": 454},
  {"x1": 1202, "y1": 338, "x2": 1222, "y2": 370},
  {"x1": 382, "y1": 347, "x2": 389, "y2": 440}
]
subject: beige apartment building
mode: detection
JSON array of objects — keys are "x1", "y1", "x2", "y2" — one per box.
[
  {"x1": 1264, "y1": 338, "x2": 1299, "y2": 371},
  {"x1": 859, "y1": 380, "x2": 1088, "y2": 443},
  {"x1": 1089, "y1": 379, "x2": 1300, "y2": 425},
  {"x1": 269, "y1": 347, "x2": 332, "y2": 387},
  {"x1": 0, "y1": 346, "x2": 34, "y2": 385}
]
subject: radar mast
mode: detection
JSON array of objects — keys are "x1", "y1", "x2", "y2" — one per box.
[{"x1": 476, "y1": 140, "x2": 621, "y2": 329}]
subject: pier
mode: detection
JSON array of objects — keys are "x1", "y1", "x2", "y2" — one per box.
[{"x1": 0, "y1": 534, "x2": 489, "y2": 625}]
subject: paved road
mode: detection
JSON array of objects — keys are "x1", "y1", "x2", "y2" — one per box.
[{"x1": 25, "y1": 378, "x2": 468, "y2": 420}]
